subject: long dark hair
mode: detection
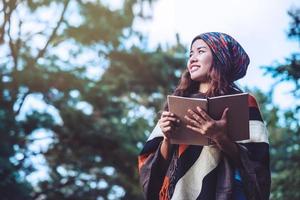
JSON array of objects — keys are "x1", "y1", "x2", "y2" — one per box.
[{"x1": 162, "y1": 39, "x2": 243, "y2": 111}]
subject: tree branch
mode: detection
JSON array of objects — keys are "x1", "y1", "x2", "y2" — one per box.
[
  {"x1": 0, "y1": 0, "x2": 20, "y2": 44},
  {"x1": 8, "y1": 14, "x2": 18, "y2": 69},
  {"x1": 35, "y1": 0, "x2": 70, "y2": 61},
  {"x1": 14, "y1": 90, "x2": 30, "y2": 116},
  {"x1": 0, "y1": 0, "x2": 8, "y2": 44}
]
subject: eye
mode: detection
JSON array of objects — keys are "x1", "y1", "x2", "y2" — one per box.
[{"x1": 198, "y1": 50, "x2": 205, "y2": 54}]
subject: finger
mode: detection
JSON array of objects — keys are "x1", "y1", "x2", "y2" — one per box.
[
  {"x1": 163, "y1": 126, "x2": 172, "y2": 132},
  {"x1": 162, "y1": 127, "x2": 172, "y2": 136},
  {"x1": 221, "y1": 107, "x2": 229, "y2": 120},
  {"x1": 160, "y1": 121, "x2": 179, "y2": 132},
  {"x1": 184, "y1": 114, "x2": 201, "y2": 127},
  {"x1": 161, "y1": 119, "x2": 181, "y2": 131},
  {"x1": 161, "y1": 111, "x2": 175, "y2": 118},
  {"x1": 161, "y1": 117, "x2": 178, "y2": 123},
  {"x1": 161, "y1": 111, "x2": 168, "y2": 118},
  {"x1": 164, "y1": 121, "x2": 178, "y2": 129},
  {"x1": 187, "y1": 109, "x2": 204, "y2": 122},
  {"x1": 161, "y1": 120, "x2": 172, "y2": 128},
  {"x1": 196, "y1": 107, "x2": 211, "y2": 121},
  {"x1": 186, "y1": 124, "x2": 203, "y2": 134}
]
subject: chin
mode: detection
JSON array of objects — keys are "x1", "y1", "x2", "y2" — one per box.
[{"x1": 190, "y1": 74, "x2": 205, "y2": 82}]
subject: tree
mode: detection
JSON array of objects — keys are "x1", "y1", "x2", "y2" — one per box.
[
  {"x1": 0, "y1": 0, "x2": 182, "y2": 199},
  {"x1": 262, "y1": 7, "x2": 300, "y2": 200},
  {"x1": 0, "y1": 0, "x2": 188, "y2": 199}
]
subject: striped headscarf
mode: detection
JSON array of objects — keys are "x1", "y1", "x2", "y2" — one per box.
[{"x1": 191, "y1": 32, "x2": 250, "y2": 81}]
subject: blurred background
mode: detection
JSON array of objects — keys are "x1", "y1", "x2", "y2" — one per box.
[{"x1": 0, "y1": 0, "x2": 299, "y2": 199}]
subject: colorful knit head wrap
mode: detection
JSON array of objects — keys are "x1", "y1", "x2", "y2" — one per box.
[{"x1": 191, "y1": 32, "x2": 250, "y2": 81}]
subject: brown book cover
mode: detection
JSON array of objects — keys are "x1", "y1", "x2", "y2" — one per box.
[{"x1": 167, "y1": 93, "x2": 249, "y2": 145}]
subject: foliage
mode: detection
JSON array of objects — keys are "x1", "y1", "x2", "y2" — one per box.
[
  {"x1": 0, "y1": 0, "x2": 188, "y2": 199},
  {"x1": 261, "y1": 7, "x2": 300, "y2": 200},
  {"x1": 1, "y1": 0, "x2": 299, "y2": 199}
]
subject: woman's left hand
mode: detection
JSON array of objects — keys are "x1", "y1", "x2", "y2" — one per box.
[{"x1": 184, "y1": 106, "x2": 229, "y2": 143}]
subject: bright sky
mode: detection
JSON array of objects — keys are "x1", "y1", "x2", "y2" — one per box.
[{"x1": 135, "y1": 0, "x2": 300, "y2": 109}]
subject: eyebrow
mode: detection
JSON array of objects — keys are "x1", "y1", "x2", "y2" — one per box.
[{"x1": 190, "y1": 46, "x2": 207, "y2": 52}]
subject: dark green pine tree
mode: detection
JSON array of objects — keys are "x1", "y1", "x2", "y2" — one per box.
[
  {"x1": 0, "y1": 0, "x2": 187, "y2": 199},
  {"x1": 262, "y1": 7, "x2": 300, "y2": 200}
]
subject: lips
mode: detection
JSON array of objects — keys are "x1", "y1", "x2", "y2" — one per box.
[{"x1": 190, "y1": 65, "x2": 200, "y2": 73}]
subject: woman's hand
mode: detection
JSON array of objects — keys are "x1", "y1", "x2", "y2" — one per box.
[
  {"x1": 185, "y1": 107, "x2": 242, "y2": 167},
  {"x1": 158, "y1": 111, "x2": 180, "y2": 160},
  {"x1": 184, "y1": 106, "x2": 229, "y2": 143},
  {"x1": 158, "y1": 111, "x2": 180, "y2": 140}
]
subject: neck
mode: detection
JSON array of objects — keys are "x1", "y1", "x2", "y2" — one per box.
[{"x1": 198, "y1": 82, "x2": 210, "y2": 93}]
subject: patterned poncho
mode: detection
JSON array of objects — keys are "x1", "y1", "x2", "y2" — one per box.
[{"x1": 138, "y1": 93, "x2": 271, "y2": 200}]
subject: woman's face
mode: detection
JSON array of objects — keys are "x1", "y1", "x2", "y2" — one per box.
[{"x1": 187, "y1": 39, "x2": 213, "y2": 82}]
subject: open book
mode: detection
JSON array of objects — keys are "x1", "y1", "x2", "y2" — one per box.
[{"x1": 167, "y1": 93, "x2": 249, "y2": 145}]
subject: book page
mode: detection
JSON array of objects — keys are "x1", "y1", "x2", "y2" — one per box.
[
  {"x1": 208, "y1": 93, "x2": 249, "y2": 141},
  {"x1": 167, "y1": 95, "x2": 210, "y2": 145}
]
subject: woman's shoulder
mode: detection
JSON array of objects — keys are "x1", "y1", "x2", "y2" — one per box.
[
  {"x1": 228, "y1": 87, "x2": 243, "y2": 95},
  {"x1": 248, "y1": 93, "x2": 260, "y2": 107},
  {"x1": 229, "y1": 88, "x2": 261, "y2": 108}
]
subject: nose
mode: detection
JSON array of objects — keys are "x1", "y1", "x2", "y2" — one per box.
[{"x1": 190, "y1": 54, "x2": 198, "y2": 63}]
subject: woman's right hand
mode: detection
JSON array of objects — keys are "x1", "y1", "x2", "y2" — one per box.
[
  {"x1": 158, "y1": 111, "x2": 180, "y2": 140},
  {"x1": 158, "y1": 111, "x2": 179, "y2": 160}
]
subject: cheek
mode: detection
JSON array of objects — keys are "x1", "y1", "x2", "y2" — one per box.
[
  {"x1": 201, "y1": 56, "x2": 213, "y2": 68},
  {"x1": 186, "y1": 60, "x2": 191, "y2": 69},
  {"x1": 187, "y1": 59, "x2": 191, "y2": 65}
]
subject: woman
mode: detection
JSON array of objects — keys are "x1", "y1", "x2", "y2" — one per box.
[{"x1": 138, "y1": 32, "x2": 271, "y2": 200}]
